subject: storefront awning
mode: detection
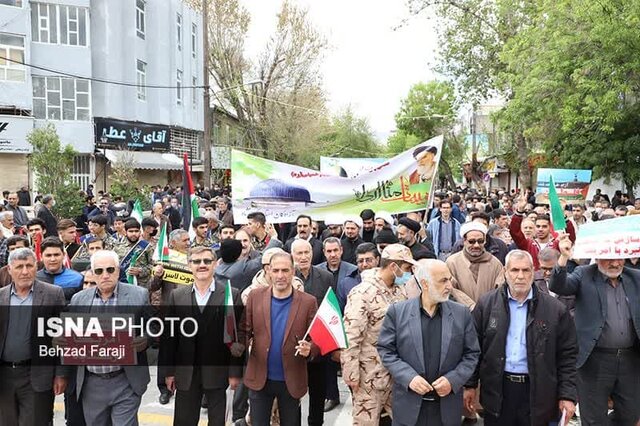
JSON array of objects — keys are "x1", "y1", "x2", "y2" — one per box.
[{"x1": 104, "y1": 150, "x2": 183, "y2": 170}]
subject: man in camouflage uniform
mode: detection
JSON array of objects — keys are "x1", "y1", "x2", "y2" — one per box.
[
  {"x1": 114, "y1": 218, "x2": 153, "y2": 288},
  {"x1": 342, "y1": 244, "x2": 415, "y2": 425},
  {"x1": 191, "y1": 216, "x2": 215, "y2": 248}
]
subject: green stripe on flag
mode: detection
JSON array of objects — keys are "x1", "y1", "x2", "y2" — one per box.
[
  {"x1": 549, "y1": 175, "x2": 566, "y2": 231},
  {"x1": 326, "y1": 288, "x2": 348, "y2": 347}
]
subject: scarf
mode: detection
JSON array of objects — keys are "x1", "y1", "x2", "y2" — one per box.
[{"x1": 462, "y1": 249, "x2": 494, "y2": 282}]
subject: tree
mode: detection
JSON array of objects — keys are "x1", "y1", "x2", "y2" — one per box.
[
  {"x1": 390, "y1": 81, "x2": 464, "y2": 189},
  {"x1": 27, "y1": 124, "x2": 83, "y2": 219},
  {"x1": 109, "y1": 152, "x2": 151, "y2": 209},
  {"x1": 497, "y1": 0, "x2": 640, "y2": 197},
  {"x1": 193, "y1": 0, "x2": 330, "y2": 166},
  {"x1": 405, "y1": 0, "x2": 539, "y2": 186},
  {"x1": 316, "y1": 108, "x2": 381, "y2": 164}
]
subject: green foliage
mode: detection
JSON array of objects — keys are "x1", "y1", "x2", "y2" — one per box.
[
  {"x1": 497, "y1": 0, "x2": 640, "y2": 196},
  {"x1": 108, "y1": 153, "x2": 150, "y2": 208},
  {"x1": 27, "y1": 124, "x2": 84, "y2": 219},
  {"x1": 386, "y1": 131, "x2": 421, "y2": 156},
  {"x1": 27, "y1": 124, "x2": 76, "y2": 194},
  {"x1": 318, "y1": 108, "x2": 381, "y2": 160}
]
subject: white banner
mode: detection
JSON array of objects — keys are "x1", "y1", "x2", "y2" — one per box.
[{"x1": 0, "y1": 115, "x2": 34, "y2": 153}]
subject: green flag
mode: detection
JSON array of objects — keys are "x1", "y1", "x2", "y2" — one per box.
[
  {"x1": 131, "y1": 199, "x2": 144, "y2": 224},
  {"x1": 127, "y1": 251, "x2": 140, "y2": 286},
  {"x1": 549, "y1": 175, "x2": 566, "y2": 232}
]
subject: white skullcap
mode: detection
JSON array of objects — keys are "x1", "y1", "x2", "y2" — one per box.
[
  {"x1": 374, "y1": 211, "x2": 395, "y2": 227},
  {"x1": 344, "y1": 215, "x2": 363, "y2": 229},
  {"x1": 460, "y1": 221, "x2": 488, "y2": 238}
]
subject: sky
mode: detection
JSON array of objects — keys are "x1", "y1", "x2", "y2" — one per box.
[{"x1": 242, "y1": 0, "x2": 440, "y2": 142}]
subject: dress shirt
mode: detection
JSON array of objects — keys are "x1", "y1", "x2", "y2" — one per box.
[
  {"x1": 2, "y1": 284, "x2": 33, "y2": 361},
  {"x1": 192, "y1": 281, "x2": 216, "y2": 311},
  {"x1": 505, "y1": 287, "x2": 533, "y2": 374}
]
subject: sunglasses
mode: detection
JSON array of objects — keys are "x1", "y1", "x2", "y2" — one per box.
[
  {"x1": 466, "y1": 239, "x2": 485, "y2": 246},
  {"x1": 93, "y1": 266, "x2": 116, "y2": 275},
  {"x1": 190, "y1": 258, "x2": 214, "y2": 265}
]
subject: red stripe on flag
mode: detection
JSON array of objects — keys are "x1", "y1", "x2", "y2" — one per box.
[{"x1": 308, "y1": 318, "x2": 339, "y2": 355}]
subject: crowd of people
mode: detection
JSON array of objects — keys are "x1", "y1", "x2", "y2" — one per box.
[{"x1": 0, "y1": 182, "x2": 638, "y2": 426}]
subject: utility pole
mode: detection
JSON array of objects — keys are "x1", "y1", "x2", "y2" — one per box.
[{"x1": 202, "y1": 0, "x2": 212, "y2": 188}]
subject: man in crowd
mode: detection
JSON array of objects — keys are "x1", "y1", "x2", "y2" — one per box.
[
  {"x1": 69, "y1": 250, "x2": 151, "y2": 425},
  {"x1": 534, "y1": 248, "x2": 575, "y2": 313},
  {"x1": 215, "y1": 239, "x2": 263, "y2": 293},
  {"x1": 36, "y1": 237, "x2": 83, "y2": 303},
  {"x1": 342, "y1": 244, "x2": 413, "y2": 425},
  {"x1": 0, "y1": 235, "x2": 30, "y2": 287},
  {"x1": 397, "y1": 217, "x2": 436, "y2": 260},
  {"x1": 570, "y1": 204, "x2": 589, "y2": 229},
  {"x1": 192, "y1": 216, "x2": 215, "y2": 248},
  {"x1": 337, "y1": 242, "x2": 379, "y2": 311},
  {"x1": 291, "y1": 238, "x2": 332, "y2": 425},
  {"x1": 360, "y1": 209, "x2": 376, "y2": 243},
  {"x1": 6, "y1": 192, "x2": 28, "y2": 228},
  {"x1": 217, "y1": 197, "x2": 234, "y2": 226},
  {"x1": 446, "y1": 222, "x2": 504, "y2": 303},
  {"x1": 317, "y1": 237, "x2": 357, "y2": 412},
  {"x1": 551, "y1": 235, "x2": 640, "y2": 425},
  {"x1": 284, "y1": 215, "x2": 324, "y2": 265},
  {"x1": 162, "y1": 246, "x2": 243, "y2": 426},
  {"x1": 246, "y1": 211, "x2": 280, "y2": 253},
  {"x1": 152, "y1": 202, "x2": 172, "y2": 233},
  {"x1": 377, "y1": 260, "x2": 480, "y2": 425},
  {"x1": 88, "y1": 197, "x2": 115, "y2": 230},
  {"x1": 84, "y1": 215, "x2": 117, "y2": 250},
  {"x1": 58, "y1": 219, "x2": 81, "y2": 260},
  {"x1": 112, "y1": 216, "x2": 127, "y2": 244},
  {"x1": 239, "y1": 252, "x2": 318, "y2": 426},
  {"x1": 37, "y1": 194, "x2": 58, "y2": 237},
  {"x1": 510, "y1": 195, "x2": 575, "y2": 270},
  {"x1": 341, "y1": 218, "x2": 365, "y2": 264},
  {"x1": 426, "y1": 199, "x2": 461, "y2": 261},
  {"x1": 0, "y1": 247, "x2": 67, "y2": 425},
  {"x1": 451, "y1": 212, "x2": 509, "y2": 264},
  {"x1": 114, "y1": 219, "x2": 152, "y2": 288},
  {"x1": 0, "y1": 211, "x2": 15, "y2": 238},
  {"x1": 465, "y1": 250, "x2": 577, "y2": 425}
]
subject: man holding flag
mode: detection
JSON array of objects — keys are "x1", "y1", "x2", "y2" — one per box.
[
  {"x1": 161, "y1": 246, "x2": 243, "y2": 426},
  {"x1": 114, "y1": 219, "x2": 152, "y2": 287}
]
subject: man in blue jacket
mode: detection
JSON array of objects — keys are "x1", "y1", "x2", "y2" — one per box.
[{"x1": 36, "y1": 236, "x2": 83, "y2": 303}]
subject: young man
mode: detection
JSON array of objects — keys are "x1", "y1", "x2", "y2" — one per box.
[
  {"x1": 36, "y1": 236, "x2": 83, "y2": 303},
  {"x1": 58, "y1": 219, "x2": 81, "y2": 260}
]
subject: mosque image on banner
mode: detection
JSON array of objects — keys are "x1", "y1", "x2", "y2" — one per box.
[
  {"x1": 535, "y1": 168, "x2": 592, "y2": 204},
  {"x1": 231, "y1": 136, "x2": 444, "y2": 224}
]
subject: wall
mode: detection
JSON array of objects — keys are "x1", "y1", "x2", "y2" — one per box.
[
  {"x1": 0, "y1": 154, "x2": 29, "y2": 191},
  {"x1": 0, "y1": 3, "x2": 32, "y2": 109}
]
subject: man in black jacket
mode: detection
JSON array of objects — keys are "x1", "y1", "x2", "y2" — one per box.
[{"x1": 464, "y1": 249, "x2": 577, "y2": 426}]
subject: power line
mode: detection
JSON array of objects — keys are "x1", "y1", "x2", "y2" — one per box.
[{"x1": 0, "y1": 55, "x2": 206, "y2": 89}]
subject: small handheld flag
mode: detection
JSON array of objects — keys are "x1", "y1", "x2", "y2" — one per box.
[
  {"x1": 305, "y1": 288, "x2": 348, "y2": 355},
  {"x1": 549, "y1": 175, "x2": 566, "y2": 232},
  {"x1": 152, "y1": 223, "x2": 170, "y2": 263},
  {"x1": 223, "y1": 280, "x2": 237, "y2": 348}
]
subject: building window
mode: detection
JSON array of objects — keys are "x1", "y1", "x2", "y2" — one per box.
[
  {"x1": 31, "y1": 3, "x2": 89, "y2": 46},
  {"x1": 192, "y1": 76, "x2": 197, "y2": 109},
  {"x1": 136, "y1": 59, "x2": 146, "y2": 101},
  {"x1": 0, "y1": 33, "x2": 25, "y2": 82},
  {"x1": 191, "y1": 23, "x2": 197, "y2": 58},
  {"x1": 0, "y1": 0, "x2": 22, "y2": 7},
  {"x1": 72, "y1": 155, "x2": 92, "y2": 191},
  {"x1": 32, "y1": 76, "x2": 90, "y2": 121},
  {"x1": 176, "y1": 70, "x2": 183, "y2": 104},
  {"x1": 176, "y1": 13, "x2": 182, "y2": 51},
  {"x1": 136, "y1": 0, "x2": 145, "y2": 39}
]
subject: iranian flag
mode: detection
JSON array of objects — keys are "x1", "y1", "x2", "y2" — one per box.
[
  {"x1": 182, "y1": 153, "x2": 200, "y2": 240},
  {"x1": 152, "y1": 222, "x2": 170, "y2": 263},
  {"x1": 131, "y1": 199, "x2": 144, "y2": 224},
  {"x1": 307, "y1": 288, "x2": 348, "y2": 355},
  {"x1": 223, "y1": 280, "x2": 237, "y2": 348}
]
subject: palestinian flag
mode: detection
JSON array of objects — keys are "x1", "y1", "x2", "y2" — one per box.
[
  {"x1": 223, "y1": 280, "x2": 237, "y2": 348},
  {"x1": 33, "y1": 232, "x2": 43, "y2": 262},
  {"x1": 307, "y1": 288, "x2": 348, "y2": 355},
  {"x1": 549, "y1": 175, "x2": 566, "y2": 232},
  {"x1": 152, "y1": 222, "x2": 170, "y2": 263},
  {"x1": 182, "y1": 153, "x2": 199, "y2": 240},
  {"x1": 131, "y1": 199, "x2": 144, "y2": 224},
  {"x1": 127, "y1": 251, "x2": 140, "y2": 286}
]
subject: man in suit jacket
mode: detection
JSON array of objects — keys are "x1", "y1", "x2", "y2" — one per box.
[
  {"x1": 284, "y1": 215, "x2": 325, "y2": 265},
  {"x1": 0, "y1": 247, "x2": 67, "y2": 426},
  {"x1": 37, "y1": 194, "x2": 59, "y2": 238},
  {"x1": 68, "y1": 250, "x2": 151, "y2": 426},
  {"x1": 551, "y1": 235, "x2": 640, "y2": 425},
  {"x1": 377, "y1": 259, "x2": 480, "y2": 426},
  {"x1": 162, "y1": 246, "x2": 243, "y2": 426},
  {"x1": 239, "y1": 252, "x2": 319, "y2": 426}
]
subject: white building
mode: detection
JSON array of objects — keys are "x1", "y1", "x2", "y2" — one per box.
[{"x1": 0, "y1": 0, "x2": 204, "y2": 195}]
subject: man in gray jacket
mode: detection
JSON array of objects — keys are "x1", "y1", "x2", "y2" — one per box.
[{"x1": 377, "y1": 259, "x2": 480, "y2": 426}]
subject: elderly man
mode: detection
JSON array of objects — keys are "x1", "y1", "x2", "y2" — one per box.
[
  {"x1": 284, "y1": 215, "x2": 325, "y2": 266},
  {"x1": 162, "y1": 246, "x2": 243, "y2": 426},
  {"x1": 409, "y1": 145, "x2": 437, "y2": 183},
  {"x1": 466, "y1": 250, "x2": 578, "y2": 426},
  {"x1": 0, "y1": 247, "x2": 67, "y2": 426},
  {"x1": 342, "y1": 244, "x2": 413, "y2": 425},
  {"x1": 0, "y1": 210, "x2": 15, "y2": 238},
  {"x1": 446, "y1": 222, "x2": 504, "y2": 303},
  {"x1": 239, "y1": 252, "x2": 318, "y2": 426},
  {"x1": 68, "y1": 250, "x2": 152, "y2": 425},
  {"x1": 151, "y1": 202, "x2": 172, "y2": 233},
  {"x1": 377, "y1": 260, "x2": 480, "y2": 426},
  {"x1": 551, "y1": 235, "x2": 640, "y2": 425},
  {"x1": 6, "y1": 192, "x2": 28, "y2": 228}
]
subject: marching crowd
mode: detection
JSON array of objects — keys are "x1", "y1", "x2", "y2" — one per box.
[{"x1": 0, "y1": 184, "x2": 639, "y2": 426}]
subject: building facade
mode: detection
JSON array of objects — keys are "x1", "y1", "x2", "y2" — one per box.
[{"x1": 0, "y1": 0, "x2": 203, "y2": 199}]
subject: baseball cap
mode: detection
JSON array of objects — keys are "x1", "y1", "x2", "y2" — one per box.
[{"x1": 381, "y1": 244, "x2": 418, "y2": 265}]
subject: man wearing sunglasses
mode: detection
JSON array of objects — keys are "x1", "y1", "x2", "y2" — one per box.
[
  {"x1": 445, "y1": 222, "x2": 504, "y2": 304},
  {"x1": 161, "y1": 246, "x2": 243, "y2": 426},
  {"x1": 68, "y1": 250, "x2": 151, "y2": 426}
]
